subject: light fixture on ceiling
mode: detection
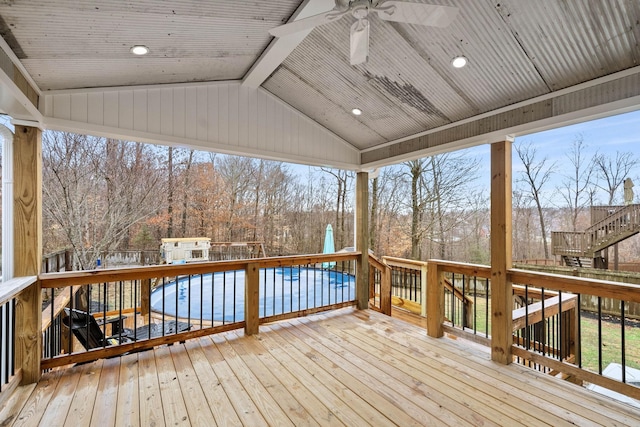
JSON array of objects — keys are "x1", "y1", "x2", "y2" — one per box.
[
  {"x1": 130, "y1": 45, "x2": 149, "y2": 55},
  {"x1": 451, "y1": 56, "x2": 468, "y2": 68},
  {"x1": 352, "y1": 108, "x2": 362, "y2": 116}
]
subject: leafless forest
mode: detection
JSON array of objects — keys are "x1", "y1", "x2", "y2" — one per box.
[{"x1": 19, "y1": 131, "x2": 639, "y2": 269}]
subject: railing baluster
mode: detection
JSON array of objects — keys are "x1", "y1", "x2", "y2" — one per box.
[
  {"x1": 621, "y1": 300, "x2": 626, "y2": 384},
  {"x1": 558, "y1": 290, "x2": 563, "y2": 361}
]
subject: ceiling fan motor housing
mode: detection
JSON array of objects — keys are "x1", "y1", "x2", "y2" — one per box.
[{"x1": 350, "y1": 0, "x2": 372, "y2": 19}]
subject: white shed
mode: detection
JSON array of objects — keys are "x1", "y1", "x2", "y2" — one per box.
[{"x1": 160, "y1": 238, "x2": 211, "y2": 264}]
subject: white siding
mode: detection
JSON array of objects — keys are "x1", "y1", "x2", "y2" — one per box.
[{"x1": 42, "y1": 81, "x2": 359, "y2": 168}]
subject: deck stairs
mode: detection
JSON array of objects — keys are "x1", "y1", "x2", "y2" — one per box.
[
  {"x1": 560, "y1": 256, "x2": 593, "y2": 268},
  {"x1": 552, "y1": 204, "x2": 640, "y2": 266}
]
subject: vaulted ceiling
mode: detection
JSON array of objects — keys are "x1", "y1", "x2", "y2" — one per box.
[{"x1": 1, "y1": 0, "x2": 639, "y2": 169}]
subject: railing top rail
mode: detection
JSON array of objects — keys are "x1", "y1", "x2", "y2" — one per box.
[
  {"x1": 0, "y1": 276, "x2": 38, "y2": 306},
  {"x1": 383, "y1": 256, "x2": 427, "y2": 270},
  {"x1": 587, "y1": 203, "x2": 640, "y2": 232},
  {"x1": 368, "y1": 253, "x2": 387, "y2": 271},
  {"x1": 509, "y1": 268, "x2": 640, "y2": 303},
  {"x1": 428, "y1": 259, "x2": 492, "y2": 278},
  {"x1": 39, "y1": 252, "x2": 360, "y2": 288},
  {"x1": 551, "y1": 231, "x2": 586, "y2": 236},
  {"x1": 210, "y1": 241, "x2": 265, "y2": 246}
]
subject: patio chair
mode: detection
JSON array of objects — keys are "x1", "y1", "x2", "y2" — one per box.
[{"x1": 62, "y1": 308, "x2": 191, "y2": 351}]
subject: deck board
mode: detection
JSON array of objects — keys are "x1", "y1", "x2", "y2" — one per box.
[
  {"x1": 325, "y1": 315, "x2": 567, "y2": 426},
  {"x1": 211, "y1": 333, "x2": 296, "y2": 427},
  {"x1": 357, "y1": 310, "x2": 640, "y2": 426},
  {"x1": 224, "y1": 330, "x2": 321, "y2": 427},
  {"x1": 90, "y1": 355, "x2": 120, "y2": 427},
  {"x1": 3, "y1": 307, "x2": 640, "y2": 426},
  {"x1": 154, "y1": 345, "x2": 190, "y2": 426},
  {"x1": 182, "y1": 340, "x2": 242, "y2": 426},
  {"x1": 115, "y1": 353, "x2": 140, "y2": 427},
  {"x1": 195, "y1": 335, "x2": 268, "y2": 426},
  {"x1": 63, "y1": 360, "x2": 103, "y2": 427},
  {"x1": 169, "y1": 344, "x2": 217, "y2": 426},
  {"x1": 12, "y1": 368, "x2": 63, "y2": 427},
  {"x1": 137, "y1": 348, "x2": 166, "y2": 427}
]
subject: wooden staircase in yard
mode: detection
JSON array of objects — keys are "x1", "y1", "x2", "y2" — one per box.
[{"x1": 552, "y1": 204, "x2": 640, "y2": 268}]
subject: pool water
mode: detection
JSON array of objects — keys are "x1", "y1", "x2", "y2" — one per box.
[{"x1": 150, "y1": 267, "x2": 355, "y2": 322}]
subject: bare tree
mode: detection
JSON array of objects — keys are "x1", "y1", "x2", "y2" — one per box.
[
  {"x1": 401, "y1": 153, "x2": 479, "y2": 260},
  {"x1": 512, "y1": 190, "x2": 536, "y2": 260},
  {"x1": 515, "y1": 142, "x2": 556, "y2": 259},
  {"x1": 425, "y1": 153, "x2": 479, "y2": 259},
  {"x1": 180, "y1": 150, "x2": 195, "y2": 236},
  {"x1": 557, "y1": 135, "x2": 595, "y2": 231},
  {"x1": 593, "y1": 150, "x2": 640, "y2": 205},
  {"x1": 403, "y1": 159, "x2": 428, "y2": 259},
  {"x1": 321, "y1": 168, "x2": 354, "y2": 251},
  {"x1": 369, "y1": 167, "x2": 405, "y2": 255},
  {"x1": 43, "y1": 132, "x2": 162, "y2": 268},
  {"x1": 218, "y1": 156, "x2": 255, "y2": 241},
  {"x1": 167, "y1": 146, "x2": 174, "y2": 237}
]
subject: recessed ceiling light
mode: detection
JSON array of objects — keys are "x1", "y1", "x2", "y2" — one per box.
[
  {"x1": 352, "y1": 108, "x2": 362, "y2": 116},
  {"x1": 130, "y1": 45, "x2": 149, "y2": 55},
  {"x1": 451, "y1": 56, "x2": 468, "y2": 68}
]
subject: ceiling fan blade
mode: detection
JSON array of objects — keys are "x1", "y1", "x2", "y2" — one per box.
[
  {"x1": 375, "y1": 1, "x2": 459, "y2": 27},
  {"x1": 270, "y1": 8, "x2": 349, "y2": 38},
  {"x1": 350, "y1": 19, "x2": 370, "y2": 66}
]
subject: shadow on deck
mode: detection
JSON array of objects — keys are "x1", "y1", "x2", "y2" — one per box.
[{"x1": 2, "y1": 307, "x2": 639, "y2": 426}]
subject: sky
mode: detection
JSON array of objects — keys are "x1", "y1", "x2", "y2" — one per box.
[{"x1": 458, "y1": 109, "x2": 640, "y2": 207}]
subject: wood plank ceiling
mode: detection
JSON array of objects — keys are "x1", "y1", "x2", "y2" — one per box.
[{"x1": 0, "y1": 0, "x2": 639, "y2": 169}]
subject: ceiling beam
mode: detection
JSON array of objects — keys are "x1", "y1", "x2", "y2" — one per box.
[{"x1": 242, "y1": 0, "x2": 335, "y2": 89}]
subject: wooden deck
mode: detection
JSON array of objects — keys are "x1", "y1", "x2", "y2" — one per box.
[{"x1": 2, "y1": 308, "x2": 639, "y2": 426}]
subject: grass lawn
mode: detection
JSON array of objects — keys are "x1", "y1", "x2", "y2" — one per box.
[{"x1": 580, "y1": 314, "x2": 640, "y2": 372}]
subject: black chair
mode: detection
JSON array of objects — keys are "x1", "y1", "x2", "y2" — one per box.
[{"x1": 63, "y1": 308, "x2": 191, "y2": 351}]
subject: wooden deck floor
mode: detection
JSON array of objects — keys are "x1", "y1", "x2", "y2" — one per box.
[{"x1": 2, "y1": 308, "x2": 640, "y2": 426}]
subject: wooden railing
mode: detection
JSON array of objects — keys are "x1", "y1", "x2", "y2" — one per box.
[
  {"x1": 428, "y1": 259, "x2": 640, "y2": 401},
  {"x1": 38, "y1": 252, "x2": 359, "y2": 370},
  {"x1": 368, "y1": 253, "x2": 391, "y2": 314},
  {"x1": 383, "y1": 257, "x2": 427, "y2": 316},
  {"x1": 0, "y1": 276, "x2": 38, "y2": 408},
  {"x1": 552, "y1": 204, "x2": 640, "y2": 257},
  {"x1": 42, "y1": 249, "x2": 73, "y2": 273}
]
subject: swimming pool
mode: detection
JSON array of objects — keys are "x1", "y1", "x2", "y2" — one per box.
[{"x1": 150, "y1": 267, "x2": 356, "y2": 322}]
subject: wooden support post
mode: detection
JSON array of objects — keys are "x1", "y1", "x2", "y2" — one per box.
[
  {"x1": 245, "y1": 263, "x2": 259, "y2": 335},
  {"x1": 426, "y1": 262, "x2": 444, "y2": 338},
  {"x1": 490, "y1": 139, "x2": 513, "y2": 364},
  {"x1": 355, "y1": 172, "x2": 370, "y2": 310},
  {"x1": 13, "y1": 124, "x2": 42, "y2": 384}
]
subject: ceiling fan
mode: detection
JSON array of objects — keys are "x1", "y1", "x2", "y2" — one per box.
[{"x1": 269, "y1": 0, "x2": 459, "y2": 66}]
